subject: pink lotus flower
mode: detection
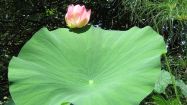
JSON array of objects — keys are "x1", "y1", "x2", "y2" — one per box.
[{"x1": 65, "y1": 4, "x2": 91, "y2": 28}]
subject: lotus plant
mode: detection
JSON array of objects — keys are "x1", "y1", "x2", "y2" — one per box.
[
  {"x1": 8, "y1": 3, "x2": 167, "y2": 105},
  {"x1": 65, "y1": 4, "x2": 91, "y2": 28}
]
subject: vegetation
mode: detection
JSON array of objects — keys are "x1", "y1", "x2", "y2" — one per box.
[{"x1": 0, "y1": 0, "x2": 187, "y2": 105}]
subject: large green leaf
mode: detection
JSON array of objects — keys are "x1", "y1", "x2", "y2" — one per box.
[{"x1": 9, "y1": 26, "x2": 166, "y2": 105}]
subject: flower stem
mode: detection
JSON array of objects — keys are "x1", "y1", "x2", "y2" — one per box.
[{"x1": 163, "y1": 54, "x2": 181, "y2": 105}]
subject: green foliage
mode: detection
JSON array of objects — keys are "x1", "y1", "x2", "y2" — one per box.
[
  {"x1": 122, "y1": 0, "x2": 187, "y2": 32},
  {"x1": 153, "y1": 95, "x2": 179, "y2": 105},
  {"x1": 154, "y1": 70, "x2": 187, "y2": 98},
  {"x1": 154, "y1": 70, "x2": 174, "y2": 93},
  {"x1": 176, "y1": 80, "x2": 187, "y2": 97},
  {"x1": 142, "y1": 0, "x2": 187, "y2": 33},
  {"x1": 46, "y1": 8, "x2": 57, "y2": 16},
  {"x1": 168, "y1": 55, "x2": 187, "y2": 82},
  {"x1": 9, "y1": 26, "x2": 166, "y2": 105}
]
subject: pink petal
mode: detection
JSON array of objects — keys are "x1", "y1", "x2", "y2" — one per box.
[
  {"x1": 66, "y1": 5, "x2": 74, "y2": 19},
  {"x1": 76, "y1": 10, "x2": 89, "y2": 27},
  {"x1": 86, "y1": 9, "x2": 91, "y2": 21},
  {"x1": 73, "y1": 4, "x2": 85, "y2": 16},
  {"x1": 67, "y1": 4, "x2": 74, "y2": 13},
  {"x1": 73, "y1": 4, "x2": 81, "y2": 14}
]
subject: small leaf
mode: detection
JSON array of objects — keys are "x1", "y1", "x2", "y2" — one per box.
[
  {"x1": 154, "y1": 70, "x2": 187, "y2": 97},
  {"x1": 154, "y1": 70, "x2": 174, "y2": 93},
  {"x1": 176, "y1": 80, "x2": 187, "y2": 97}
]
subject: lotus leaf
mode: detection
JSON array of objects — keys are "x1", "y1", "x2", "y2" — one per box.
[{"x1": 9, "y1": 26, "x2": 166, "y2": 105}]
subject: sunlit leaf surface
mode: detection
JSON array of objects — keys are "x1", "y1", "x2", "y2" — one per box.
[{"x1": 9, "y1": 26, "x2": 166, "y2": 105}]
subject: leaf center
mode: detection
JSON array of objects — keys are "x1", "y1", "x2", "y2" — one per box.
[{"x1": 88, "y1": 80, "x2": 94, "y2": 85}]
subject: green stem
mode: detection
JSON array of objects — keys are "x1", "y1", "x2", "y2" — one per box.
[{"x1": 163, "y1": 54, "x2": 181, "y2": 105}]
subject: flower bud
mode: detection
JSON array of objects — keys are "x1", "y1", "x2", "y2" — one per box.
[{"x1": 65, "y1": 4, "x2": 91, "y2": 28}]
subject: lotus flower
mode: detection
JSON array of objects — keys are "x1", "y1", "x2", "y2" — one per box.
[{"x1": 65, "y1": 4, "x2": 91, "y2": 28}]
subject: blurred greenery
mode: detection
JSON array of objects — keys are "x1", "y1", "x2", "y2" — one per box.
[
  {"x1": 153, "y1": 95, "x2": 179, "y2": 105},
  {"x1": 0, "y1": 0, "x2": 187, "y2": 105}
]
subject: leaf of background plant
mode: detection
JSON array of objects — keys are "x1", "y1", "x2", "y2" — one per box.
[
  {"x1": 154, "y1": 70, "x2": 174, "y2": 93},
  {"x1": 153, "y1": 95, "x2": 179, "y2": 105},
  {"x1": 5, "y1": 98, "x2": 15, "y2": 105},
  {"x1": 8, "y1": 26, "x2": 166, "y2": 105},
  {"x1": 153, "y1": 95, "x2": 169, "y2": 105},
  {"x1": 154, "y1": 70, "x2": 187, "y2": 98},
  {"x1": 176, "y1": 80, "x2": 187, "y2": 97}
]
